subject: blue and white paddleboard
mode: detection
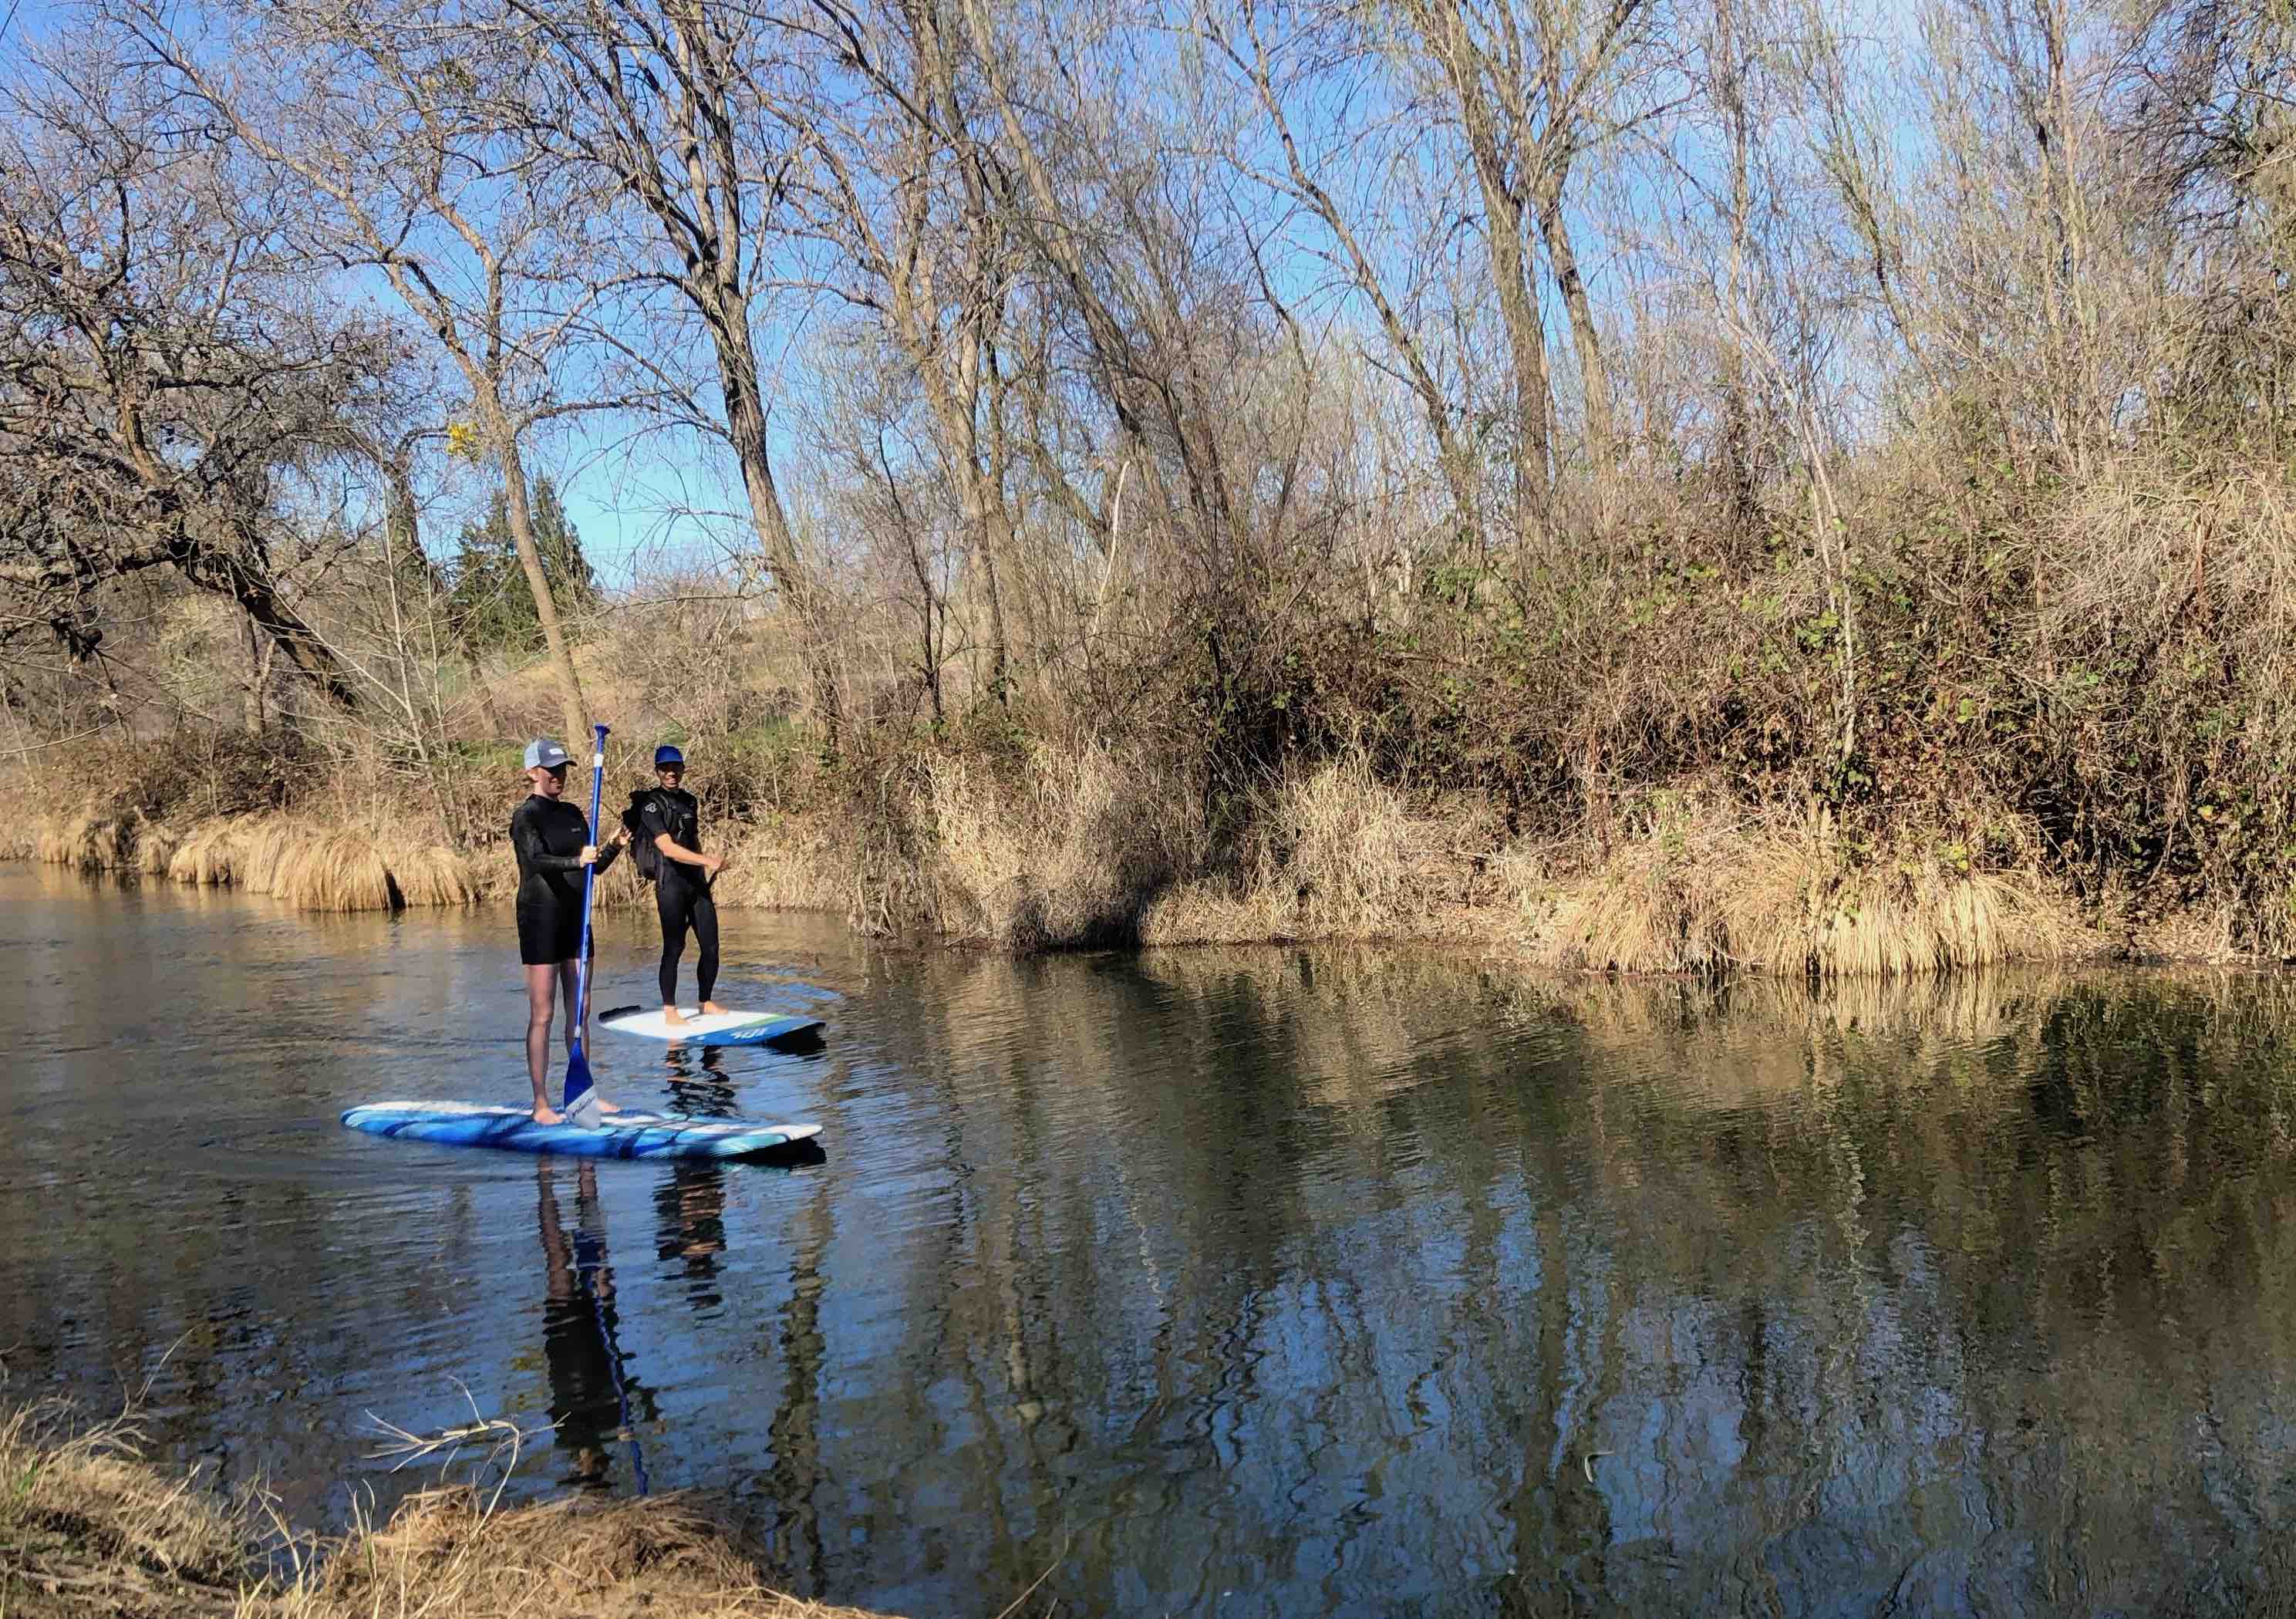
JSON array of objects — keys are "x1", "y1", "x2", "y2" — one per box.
[
  {"x1": 597, "y1": 1005, "x2": 825, "y2": 1048},
  {"x1": 341, "y1": 1101, "x2": 821, "y2": 1160}
]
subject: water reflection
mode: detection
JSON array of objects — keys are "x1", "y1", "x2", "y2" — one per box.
[
  {"x1": 15, "y1": 862, "x2": 2296, "y2": 1617},
  {"x1": 535, "y1": 1162, "x2": 652, "y2": 1492},
  {"x1": 661, "y1": 1044, "x2": 741, "y2": 1118}
]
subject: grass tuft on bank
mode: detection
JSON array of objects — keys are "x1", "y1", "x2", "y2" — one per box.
[
  {"x1": 26, "y1": 804, "x2": 484, "y2": 914},
  {"x1": 0, "y1": 1398, "x2": 902, "y2": 1619}
]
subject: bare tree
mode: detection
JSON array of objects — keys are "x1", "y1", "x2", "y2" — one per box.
[
  {"x1": 1381, "y1": 0, "x2": 1671, "y2": 533},
  {"x1": 1197, "y1": 0, "x2": 1489, "y2": 541},
  {"x1": 488, "y1": 0, "x2": 849, "y2": 744},
  {"x1": 122, "y1": 0, "x2": 620, "y2": 745},
  {"x1": 0, "y1": 37, "x2": 390, "y2": 711}
]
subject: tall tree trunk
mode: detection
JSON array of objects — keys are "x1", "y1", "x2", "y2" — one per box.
[
  {"x1": 486, "y1": 412, "x2": 589, "y2": 747},
  {"x1": 1424, "y1": 2, "x2": 1557, "y2": 548},
  {"x1": 710, "y1": 318, "x2": 845, "y2": 746},
  {"x1": 1714, "y1": 0, "x2": 1762, "y2": 533},
  {"x1": 1532, "y1": 162, "x2": 1615, "y2": 475},
  {"x1": 1480, "y1": 194, "x2": 1558, "y2": 548}
]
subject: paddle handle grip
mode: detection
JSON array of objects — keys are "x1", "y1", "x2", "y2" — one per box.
[{"x1": 573, "y1": 722, "x2": 609, "y2": 1031}]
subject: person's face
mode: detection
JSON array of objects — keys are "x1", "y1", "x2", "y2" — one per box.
[
  {"x1": 528, "y1": 763, "x2": 569, "y2": 798},
  {"x1": 656, "y1": 763, "x2": 684, "y2": 791}
]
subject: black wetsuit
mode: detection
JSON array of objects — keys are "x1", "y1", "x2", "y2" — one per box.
[
  {"x1": 638, "y1": 787, "x2": 717, "y2": 1006},
  {"x1": 512, "y1": 793, "x2": 619, "y2": 966}
]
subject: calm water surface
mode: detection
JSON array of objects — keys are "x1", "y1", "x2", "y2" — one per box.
[{"x1": 7, "y1": 862, "x2": 2296, "y2": 1617}]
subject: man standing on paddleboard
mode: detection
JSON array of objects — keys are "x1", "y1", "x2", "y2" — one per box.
[
  {"x1": 632, "y1": 744, "x2": 727, "y2": 1028},
  {"x1": 514, "y1": 738, "x2": 630, "y2": 1122}
]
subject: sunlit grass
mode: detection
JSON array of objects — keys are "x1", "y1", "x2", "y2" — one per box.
[{"x1": 0, "y1": 1392, "x2": 905, "y2": 1619}]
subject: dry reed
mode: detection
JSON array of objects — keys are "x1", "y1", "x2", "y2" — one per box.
[
  {"x1": 31, "y1": 804, "x2": 487, "y2": 913},
  {"x1": 383, "y1": 844, "x2": 484, "y2": 907},
  {"x1": 1140, "y1": 757, "x2": 1460, "y2": 945},
  {"x1": 0, "y1": 1397, "x2": 248, "y2": 1617},
  {"x1": 900, "y1": 744, "x2": 1198, "y2": 949},
  {"x1": 167, "y1": 817, "x2": 244, "y2": 885},
  {"x1": 0, "y1": 1397, "x2": 906, "y2": 1619},
  {"x1": 1521, "y1": 797, "x2": 2096, "y2": 977},
  {"x1": 713, "y1": 814, "x2": 853, "y2": 912}
]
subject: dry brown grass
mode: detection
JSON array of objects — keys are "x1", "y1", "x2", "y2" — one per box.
[
  {"x1": 34, "y1": 806, "x2": 487, "y2": 913},
  {"x1": 1140, "y1": 758, "x2": 1466, "y2": 945},
  {"x1": 0, "y1": 1398, "x2": 905, "y2": 1619},
  {"x1": 167, "y1": 816, "x2": 245, "y2": 885},
  {"x1": 383, "y1": 844, "x2": 485, "y2": 908},
  {"x1": 34, "y1": 808, "x2": 137, "y2": 873},
  {"x1": 898, "y1": 743, "x2": 1201, "y2": 949},
  {"x1": 1518, "y1": 794, "x2": 2097, "y2": 977},
  {"x1": 1, "y1": 1398, "x2": 250, "y2": 1618},
  {"x1": 134, "y1": 822, "x2": 181, "y2": 875},
  {"x1": 711, "y1": 813, "x2": 853, "y2": 912},
  {"x1": 264, "y1": 1488, "x2": 892, "y2": 1619},
  {"x1": 0, "y1": 774, "x2": 31, "y2": 861}
]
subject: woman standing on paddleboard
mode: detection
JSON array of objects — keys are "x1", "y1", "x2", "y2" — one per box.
[
  {"x1": 633, "y1": 744, "x2": 726, "y2": 1028},
  {"x1": 514, "y1": 738, "x2": 629, "y2": 1122}
]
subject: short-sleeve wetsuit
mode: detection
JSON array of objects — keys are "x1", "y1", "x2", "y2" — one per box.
[
  {"x1": 512, "y1": 794, "x2": 619, "y2": 965},
  {"x1": 638, "y1": 787, "x2": 718, "y2": 1006}
]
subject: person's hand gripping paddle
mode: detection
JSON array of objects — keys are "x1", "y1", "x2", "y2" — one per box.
[{"x1": 563, "y1": 723, "x2": 612, "y2": 1128}]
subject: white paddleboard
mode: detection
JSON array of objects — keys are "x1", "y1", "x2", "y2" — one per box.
[{"x1": 597, "y1": 1005, "x2": 826, "y2": 1048}]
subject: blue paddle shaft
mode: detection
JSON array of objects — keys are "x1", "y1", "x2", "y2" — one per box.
[{"x1": 565, "y1": 722, "x2": 609, "y2": 1112}]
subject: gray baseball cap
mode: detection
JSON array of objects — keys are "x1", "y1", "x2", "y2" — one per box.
[{"x1": 522, "y1": 737, "x2": 571, "y2": 771}]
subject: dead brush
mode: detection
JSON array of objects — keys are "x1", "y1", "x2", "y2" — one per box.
[
  {"x1": 0, "y1": 1391, "x2": 909, "y2": 1619},
  {"x1": 912, "y1": 743, "x2": 1195, "y2": 949},
  {"x1": 1142, "y1": 757, "x2": 1448, "y2": 945},
  {"x1": 1525, "y1": 794, "x2": 2095, "y2": 977},
  {"x1": 0, "y1": 1394, "x2": 251, "y2": 1614},
  {"x1": 359, "y1": 1381, "x2": 547, "y2": 1515},
  {"x1": 713, "y1": 814, "x2": 855, "y2": 912}
]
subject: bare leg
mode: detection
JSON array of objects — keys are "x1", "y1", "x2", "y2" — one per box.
[
  {"x1": 558, "y1": 958, "x2": 582, "y2": 1051},
  {"x1": 526, "y1": 963, "x2": 562, "y2": 1124}
]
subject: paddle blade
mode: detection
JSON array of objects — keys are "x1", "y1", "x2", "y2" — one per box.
[{"x1": 563, "y1": 1040, "x2": 600, "y2": 1127}]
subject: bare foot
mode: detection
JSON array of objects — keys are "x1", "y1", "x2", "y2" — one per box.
[
  {"x1": 531, "y1": 1104, "x2": 565, "y2": 1125},
  {"x1": 699, "y1": 1000, "x2": 728, "y2": 1017},
  {"x1": 663, "y1": 1005, "x2": 688, "y2": 1027}
]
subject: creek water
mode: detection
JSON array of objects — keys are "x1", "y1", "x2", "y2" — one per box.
[{"x1": 7, "y1": 860, "x2": 2296, "y2": 1617}]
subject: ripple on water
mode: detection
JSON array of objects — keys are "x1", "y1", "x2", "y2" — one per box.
[{"x1": 10, "y1": 868, "x2": 2296, "y2": 1616}]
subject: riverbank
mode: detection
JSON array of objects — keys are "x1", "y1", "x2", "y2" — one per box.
[
  {"x1": 3, "y1": 754, "x2": 2254, "y2": 976},
  {"x1": 0, "y1": 1398, "x2": 902, "y2": 1619}
]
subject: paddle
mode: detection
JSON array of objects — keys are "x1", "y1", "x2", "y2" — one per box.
[{"x1": 563, "y1": 721, "x2": 610, "y2": 1128}]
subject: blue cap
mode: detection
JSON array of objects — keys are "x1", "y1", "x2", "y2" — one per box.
[
  {"x1": 654, "y1": 744, "x2": 685, "y2": 767},
  {"x1": 523, "y1": 738, "x2": 570, "y2": 771}
]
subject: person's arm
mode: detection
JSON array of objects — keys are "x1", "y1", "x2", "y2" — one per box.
[
  {"x1": 642, "y1": 797, "x2": 720, "y2": 873},
  {"x1": 652, "y1": 831, "x2": 716, "y2": 872}
]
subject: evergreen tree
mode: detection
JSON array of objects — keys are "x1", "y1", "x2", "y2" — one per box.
[{"x1": 445, "y1": 478, "x2": 598, "y2": 655}]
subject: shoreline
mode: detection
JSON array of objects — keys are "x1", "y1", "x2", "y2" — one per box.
[
  {"x1": 0, "y1": 1396, "x2": 905, "y2": 1619},
  {"x1": 3, "y1": 817, "x2": 2281, "y2": 981}
]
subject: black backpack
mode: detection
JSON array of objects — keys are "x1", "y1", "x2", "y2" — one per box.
[{"x1": 622, "y1": 789, "x2": 662, "y2": 882}]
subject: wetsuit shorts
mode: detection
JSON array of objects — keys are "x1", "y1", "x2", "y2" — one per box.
[{"x1": 518, "y1": 891, "x2": 592, "y2": 966}]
